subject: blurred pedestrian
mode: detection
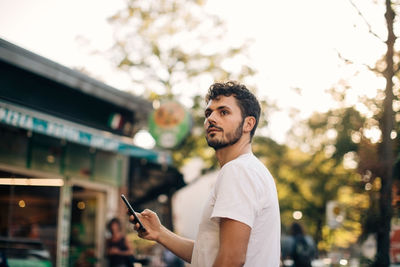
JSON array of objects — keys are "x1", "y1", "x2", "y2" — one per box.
[
  {"x1": 106, "y1": 218, "x2": 135, "y2": 267},
  {"x1": 162, "y1": 249, "x2": 184, "y2": 267},
  {"x1": 288, "y1": 222, "x2": 316, "y2": 267},
  {"x1": 129, "y1": 81, "x2": 281, "y2": 266}
]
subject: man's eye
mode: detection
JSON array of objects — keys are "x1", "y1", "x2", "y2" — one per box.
[{"x1": 221, "y1": 110, "x2": 228, "y2": 115}]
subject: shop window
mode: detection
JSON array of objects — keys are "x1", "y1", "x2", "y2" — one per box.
[
  {"x1": 30, "y1": 133, "x2": 63, "y2": 174},
  {"x1": 93, "y1": 150, "x2": 125, "y2": 186},
  {"x1": 0, "y1": 184, "x2": 60, "y2": 267},
  {"x1": 64, "y1": 143, "x2": 92, "y2": 179},
  {"x1": 0, "y1": 126, "x2": 28, "y2": 167}
]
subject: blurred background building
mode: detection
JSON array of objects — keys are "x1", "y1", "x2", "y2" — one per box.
[{"x1": 0, "y1": 38, "x2": 184, "y2": 267}]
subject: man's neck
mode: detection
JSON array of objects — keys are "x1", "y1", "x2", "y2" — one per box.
[{"x1": 215, "y1": 138, "x2": 252, "y2": 167}]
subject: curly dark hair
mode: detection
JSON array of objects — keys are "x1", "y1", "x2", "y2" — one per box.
[{"x1": 205, "y1": 81, "x2": 261, "y2": 139}]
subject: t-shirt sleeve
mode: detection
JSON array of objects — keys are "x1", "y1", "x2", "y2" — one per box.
[{"x1": 211, "y1": 163, "x2": 259, "y2": 228}]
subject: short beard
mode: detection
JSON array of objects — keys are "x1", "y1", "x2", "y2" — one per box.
[{"x1": 206, "y1": 119, "x2": 244, "y2": 150}]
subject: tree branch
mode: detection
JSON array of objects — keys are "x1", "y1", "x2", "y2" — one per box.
[
  {"x1": 348, "y1": 0, "x2": 385, "y2": 43},
  {"x1": 335, "y1": 49, "x2": 381, "y2": 74}
]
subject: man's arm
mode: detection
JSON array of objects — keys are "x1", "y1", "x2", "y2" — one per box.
[
  {"x1": 130, "y1": 209, "x2": 194, "y2": 263},
  {"x1": 155, "y1": 225, "x2": 194, "y2": 263},
  {"x1": 213, "y1": 218, "x2": 251, "y2": 267}
]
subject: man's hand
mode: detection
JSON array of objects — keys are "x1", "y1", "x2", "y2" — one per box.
[
  {"x1": 128, "y1": 208, "x2": 194, "y2": 263},
  {"x1": 129, "y1": 209, "x2": 162, "y2": 242}
]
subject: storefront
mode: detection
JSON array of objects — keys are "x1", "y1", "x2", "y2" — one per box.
[{"x1": 0, "y1": 38, "x2": 184, "y2": 267}]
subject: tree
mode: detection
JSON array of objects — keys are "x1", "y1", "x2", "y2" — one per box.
[
  {"x1": 107, "y1": 0, "x2": 260, "y2": 168},
  {"x1": 108, "y1": 0, "x2": 255, "y2": 99},
  {"x1": 346, "y1": 1, "x2": 399, "y2": 265},
  {"x1": 284, "y1": 107, "x2": 370, "y2": 252},
  {"x1": 374, "y1": 1, "x2": 396, "y2": 265}
]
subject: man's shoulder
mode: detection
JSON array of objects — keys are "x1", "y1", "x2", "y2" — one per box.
[
  {"x1": 219, "y1": 153, "x2": 273, "y2": 185},
  {"x1": 224, "y1": 153, "x2": 264, "y2": 169}
]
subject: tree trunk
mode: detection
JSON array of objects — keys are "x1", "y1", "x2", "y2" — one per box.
[{"x1": 374, "y1": 1, "x2": 395, "y2": 266}]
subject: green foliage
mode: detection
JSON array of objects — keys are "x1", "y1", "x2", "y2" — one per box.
[
  {"x1": 289, "y1": 107, "x2": 365, "y2": 161},
  {"x1": 282, "y1": 106, "x2": 372, "y2": 252},
  {"x1": 108, "y1": 0, "x2": 256, "y2": 100}
]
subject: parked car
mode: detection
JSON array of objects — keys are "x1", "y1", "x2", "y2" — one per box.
[{"x1": 0, "y1": 237, "x2": 52, "y2": 267}]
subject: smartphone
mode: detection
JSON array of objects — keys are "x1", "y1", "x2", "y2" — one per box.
[{"x1": 120, "y1": 194, "x2": 146, "y2": 232}]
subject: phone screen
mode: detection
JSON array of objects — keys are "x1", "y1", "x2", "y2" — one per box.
[{"x1": 121, "y1": 194, "x2": 146, "y2": 232}]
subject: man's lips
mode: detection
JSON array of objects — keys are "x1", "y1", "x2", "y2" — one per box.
[{"x1": 207, "y1": 126, "x2": 222, "y2": 134}]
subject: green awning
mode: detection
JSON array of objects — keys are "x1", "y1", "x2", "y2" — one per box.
[{"x1": 0, "y1": 99, "x2": 171, "y2": 165}]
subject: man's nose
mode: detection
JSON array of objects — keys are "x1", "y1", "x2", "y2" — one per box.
[{"x1": 205, "y1": 112, "x2": 217, "y2": 125}]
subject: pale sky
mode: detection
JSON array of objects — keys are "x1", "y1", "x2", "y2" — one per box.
[{"x1": 0, "y1": 0, "x2": 388, "y2": 143}]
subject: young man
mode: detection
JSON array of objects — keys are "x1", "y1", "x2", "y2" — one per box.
[{"x1": 130, "y1": 81, "x2": 281, "y2": 266}]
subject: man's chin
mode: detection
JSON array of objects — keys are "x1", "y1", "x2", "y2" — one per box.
[{"x1": 206, "y1": 139, "x2": 228, "y2": 150}]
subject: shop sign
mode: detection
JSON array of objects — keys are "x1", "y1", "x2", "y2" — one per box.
[
  {"x1": 0, "y1": 105, "x2": 119, "y2": 150},
  {"x1": 0, "y1": 100, "x2": 170, "y2": 164},
  {"x1": 149, "y1": 101, "x2": 192, "y2": 149}
]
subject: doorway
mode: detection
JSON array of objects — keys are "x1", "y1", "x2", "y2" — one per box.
[{"x1": 68, "y1": 185, "x2": 106, "y2": 267}]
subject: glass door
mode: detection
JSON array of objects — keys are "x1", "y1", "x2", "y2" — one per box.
[{"x1": 68, "y1": 186, "x2": 104, "y2": 267}]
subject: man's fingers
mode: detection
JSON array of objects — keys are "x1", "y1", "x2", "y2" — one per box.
[
  {"x1": 129, "y1": 210, "x2": 151, "y2": 224},
  {"x1": 133, "y1": 222, "x2": 147, "y2": 235},
  {"x1": 141, "y1": 209, "x2": 153, "y2": 216},
  {"x1": 138, "y1": 230, "x2": 147, "y2": 238},
  {"x1": 129, "y1": 213, "x2": 141, "y2": 223},
  {"x1": 129, "y1": 214, "x2": 135, "y2": 223}
]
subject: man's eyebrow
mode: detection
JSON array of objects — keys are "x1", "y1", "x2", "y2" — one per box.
[
  {"x1": 205, "y1": 105, "x2": 231, "y2": 113},
  {"x1": 216, "y1": 105, "x2": 230, "y2": 111}
]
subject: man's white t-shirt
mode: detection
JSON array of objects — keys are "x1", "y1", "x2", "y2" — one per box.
[{"x1": 191, "y1": 153, "x2": 281, "y2": 267}]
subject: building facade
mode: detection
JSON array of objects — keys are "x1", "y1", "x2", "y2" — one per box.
[{"x1": 0, "y1": 39, "x2": 184, "y2": 267}]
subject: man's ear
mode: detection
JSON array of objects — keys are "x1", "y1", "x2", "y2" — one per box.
[{"x1": 243, "y1": 116, "x2": 256, "y2": 133}]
